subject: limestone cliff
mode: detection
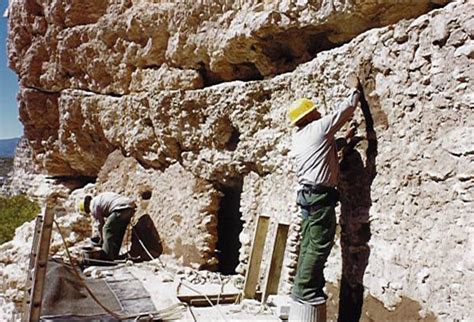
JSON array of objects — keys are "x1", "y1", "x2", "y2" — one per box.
[{"x1": 4, "y1": 0, "x2": 473, "y2": 320}]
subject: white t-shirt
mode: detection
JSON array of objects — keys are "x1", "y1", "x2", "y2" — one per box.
[
  {"x1": 90, "y1": 192, "x2": 135, "y2": 222},
  {"x1": 291, "y1": 90, "x2": 360, "y2": 188}
]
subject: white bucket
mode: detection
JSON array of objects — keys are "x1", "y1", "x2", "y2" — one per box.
[{"x1": 288, "y1": 300, "x2": 326, "y2": 322}]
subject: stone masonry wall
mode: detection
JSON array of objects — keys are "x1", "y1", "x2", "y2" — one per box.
[
  {"x1": 5, "y1": 0, "x2": 473, "y2": 320},
  {"x1": 95, "y1": 150, "x2": 222, "y2": 269}
]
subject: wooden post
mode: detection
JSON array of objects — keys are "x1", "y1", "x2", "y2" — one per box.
[
  {"x1": 27, "y1": 195, "x2": 58, "y2": 321},
  {"x1": 22, "y1": 216, "x2": 43, "y2": 321},
  {"x1": 262, "y1": 222, "x2": 289, "y2": 302},
  {"x1": 243, "y1": 215, "x2": 270, "y2": 299}
]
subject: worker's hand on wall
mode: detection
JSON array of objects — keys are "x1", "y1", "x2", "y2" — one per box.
[
  {"x1": 346, "y1": 73, "x2": 362, "y2": 91},
  {"x1": 357, "y1": 78, "x2": 363, "y2": 92}
]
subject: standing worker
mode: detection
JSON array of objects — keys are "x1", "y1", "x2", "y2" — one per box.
[
  {"x1": 288, "y1": 75, "x2": 362, "y2": 320},
  {"x1": 78, "y1": 192, "x2": 136, "y2": 261}
]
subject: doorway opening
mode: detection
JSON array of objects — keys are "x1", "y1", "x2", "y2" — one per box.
[{"x1": 216, "y1": 180, "x2": 244, "y2": 275}]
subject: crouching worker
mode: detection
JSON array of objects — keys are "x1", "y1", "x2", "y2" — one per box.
[
  {"x1": 287, "y1": 76, "x2": 361, "y2": 321},
  {"x1": 78, "y1": 192, "x2": 136, "y2": 261}
]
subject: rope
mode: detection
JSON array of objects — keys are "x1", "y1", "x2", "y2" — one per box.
[
  {"x1": 131, "y1": 227, "x2": 168, "y2": 269},
  {"x1": 53, "y1": 219, "x2": 123, "y2": 320},
  {"x1": 188, "y1": 304, "x2": 197, "y2": 322},
  {"x1": 131, "y1": 226, "x2": 231, "y2": 321},
  {"x1": 132, "y1": 227, "x2": 155, "y2": 261},
  {"x1": 217, "y1": 274, "x2": 224, "y2": 305},
  {"x1": 53, "y1": 219, "x2": 186, "y2": 320},
  {"x1": 178, "y1": 279, "x2": 229, "y2": 322}
]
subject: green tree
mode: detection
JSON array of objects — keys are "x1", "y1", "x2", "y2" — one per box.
[{"x1": 0, "y1": 195, "x2": 40, "y2": 244}]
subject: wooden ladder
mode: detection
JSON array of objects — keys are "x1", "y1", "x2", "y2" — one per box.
[{"x1": 22, "y1": 195, "x2": 58, "y2": 322}]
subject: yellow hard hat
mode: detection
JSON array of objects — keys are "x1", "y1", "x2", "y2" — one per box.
[
  {"x1": 77, "y1": 200, "x2": 85, "y2": 213},
  {"x1": 288, "y1": 98, "x2": 316, "y2": 125}
]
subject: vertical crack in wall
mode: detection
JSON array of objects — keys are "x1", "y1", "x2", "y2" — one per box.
[
  {"x1": 338, "y1": 86, "x2": 378, "y2": 321},
  {"x1": 215, "y1": 179, "x2": 244, "y2": 275}
]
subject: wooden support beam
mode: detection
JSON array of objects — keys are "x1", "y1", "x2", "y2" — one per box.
[
  {"x1": 27, "y1": 195, "x2": 58, "y2": 322},
  {"x1": 178, "y1": 293, "x2": 240, "y2": 307},
  {"x1": 243, "y1": 215, "x2": 270, "y2": 299},
  {"x1": 262, "y1": 222, "x2": 289, "y2": 303},
  {"x1": 22, "y1": 216, "x2": 43, "y2": 322}
]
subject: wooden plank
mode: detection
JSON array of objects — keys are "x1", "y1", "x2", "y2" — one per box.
[
  {"x1": 262, "y1": 222, "x2": 289, "y2": 302},
  {"x1": 22, "y1": 216, "x2": 43, "y2": 322},
  {"x1": 243, "y1": 215, "x2": 270, "y2": 299},
  {"x1": 28, "y1": 196, "x2": 58, "y2": 321},
  {"x1": 178, "y1": 293, "x2": 240, "y2": 307}
]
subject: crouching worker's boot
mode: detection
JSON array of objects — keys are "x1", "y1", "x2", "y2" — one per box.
[
  {"x1": 89, "y1": 235, "x2": 102, "y2": 247},
  {"x1": 80, "y1": 249, "x2": 118, "y2": 267},
  {"x1": 289, "y1": 298, "x2": 326, "y2": 322}
]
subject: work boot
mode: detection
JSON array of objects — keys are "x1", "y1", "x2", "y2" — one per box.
[
  {"x1": 289, "y1": 298, "x2": 326, "y2": 322},
  {"x1": 90, "y1": 235, "x2": 102, "y2": 247}
]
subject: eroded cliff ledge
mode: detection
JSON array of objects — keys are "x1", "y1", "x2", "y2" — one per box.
[
  {"x1": 5, "y1": 0, "x2": 473, "y2": 321},
  {"x1": 9, "y1": 0, "x2": 452, "y2": 176}
]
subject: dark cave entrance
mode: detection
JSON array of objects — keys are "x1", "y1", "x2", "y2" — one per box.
[{"x1": 216, "y1": 180, "x2": 244, "y2": 275}]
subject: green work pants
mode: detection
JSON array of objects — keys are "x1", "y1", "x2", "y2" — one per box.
[
  {"x1": 292, "y1": 188, "x2": 338, "y2": 302},
  {"x1": 102, "y1": 208, "x2": 134, "y2": 261}
]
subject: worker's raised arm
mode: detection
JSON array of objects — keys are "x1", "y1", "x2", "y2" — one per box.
[{"x1": 320, "y1": 88, "x2": 360, "y2": 137}]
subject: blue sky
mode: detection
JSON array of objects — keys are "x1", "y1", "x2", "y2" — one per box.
[{"x1": 0, "y1": 0, "x2": 22, "y2": 140}]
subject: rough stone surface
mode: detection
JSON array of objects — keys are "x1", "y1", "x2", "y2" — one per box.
[
  {"x1": 4, "y1": 0, "x2": 473, "y2": 321},
  {"x1": 95, "y1": 150, "x2": 221, "y2": 269},
  {"x1": 2, "y1": 137, "x2": 92, "y2": 202},
  {"x1": 3, "y1": 137, "x2": 46, "y2": 197},
  {"x1": 7, "y1": 0, "x2": 449, "y2": 175}
]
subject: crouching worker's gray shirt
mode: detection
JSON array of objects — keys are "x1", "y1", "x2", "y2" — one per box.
[
  {"x1": 90, "y1": 192, "x2": 135, "y2": 223},
  {"x1": 291, "y1": 90, "x2": 360, "y2": 188}
]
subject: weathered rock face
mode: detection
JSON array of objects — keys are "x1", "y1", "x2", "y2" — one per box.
[
  {"x1": 95, "y1": 150, "x2": 221, "y2": 268},
  {"x1": 3, "y1": 137, "x2": 94, "y2": 202},
  {"x1": 3, "y1": 137, "x2": 44, "y2": 196},
  {"x1": 8, "y1": 0, "x2": 449, "y2": 175},
  {"x1": 6, "y1": 0, "x2": 473, "y2": 320}
]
